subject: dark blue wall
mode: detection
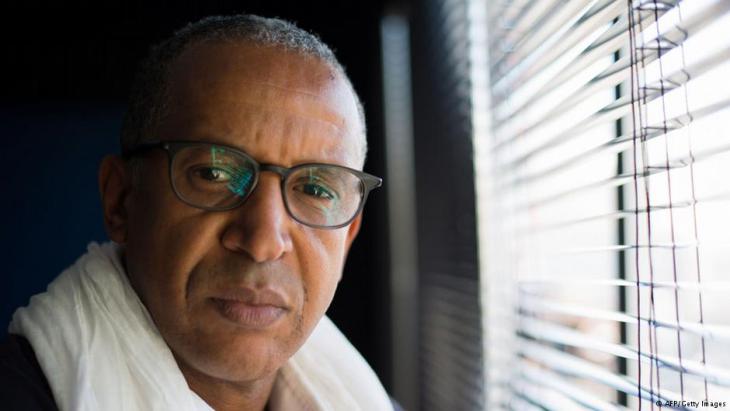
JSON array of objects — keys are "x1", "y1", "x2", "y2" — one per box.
[{"x1": 0, "y1": 104, "x2": 123, "y2": 331}]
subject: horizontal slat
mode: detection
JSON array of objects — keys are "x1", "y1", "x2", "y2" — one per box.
[
  {"x1": 497, "y1": 0, "x2": 716, "y2": 113},
  {"x1": 509, "y1": 136, "x2": 730, "y2": 211},
  {"x1": 493, "y1": 41, "x2": 730, "y2": 166},
  {"x1": 490, "y1": 0, "x2": 681, "y2": 85},
  {"x1": 493, "y1": 20, "x2": 691, "y2": 131},
  {"x1": 518, "y1": 295, "x2": 730, "y2": 342},
  {"x1": 490, "y1": 0, "x2": 594, "y2": 79},
  {"x1": 502, "y1": 99, "x2": 730, "y2": 191},
  {"x1": 517, "y1": 361, "x2": 631, "y2": 411},
  {"x1": 491, "y1": 0, "x2": 699, "y2": 123},
  {"x1": 422, "y1": 343, "x2": 484, "y2": 386},
  {"x1": 518, "y1": 316, "x2": 730, "y2": 386},
  {"x1": 489, "y1": 0, "x2": 727, "y2": 120},
  {"x1": 492, "y1": 0, "x2": 625, "y2": 99},
  {"x1": 513, "y1": 4, "x2": 651, "y2": 105},
  {"x1": 518, "y1": 340, "x2": 690, "y2": 406},
  {"x1": 511, "y1": 374, "x2": 593, "y2": 411},
  {"x1": 517, "y1": 189, "x2": 730, "y2": 233},
  {"x1": 488, "y1": 0, "x2": 555, "y2": 62},
  {"x1": 506, "y1": 391, "x2": 546, "y2": 411},
  {"x1": 424, "y1": 308, "x2": 483, "y2": 342},
  {"x1": 486, "y1": 0, "x2": 534, "y2": 54},
  {"x1": 555, "y1": 242, "x2": 730, "y2": 254},
  {"x1": 520, "y1": 278, "x2": 730, "y2": 292}
]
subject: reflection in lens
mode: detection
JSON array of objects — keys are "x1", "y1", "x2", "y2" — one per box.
[
  {"x1": 286, "y1": 166, "x2": 362, "y2": 227},
  {"x1": 173, "y1": 144, "x2": 258, "y2": 209},
  {"x1": 227, "y1": 166, "x2": 255, "y2": 197},
  {"x1": 319, "y1": 202, "x2": 338, "y2": 227}
]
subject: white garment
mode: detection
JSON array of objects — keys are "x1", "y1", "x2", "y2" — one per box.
[{"x1": 9, "y1": 242, "x2": 392, "y2": 411}]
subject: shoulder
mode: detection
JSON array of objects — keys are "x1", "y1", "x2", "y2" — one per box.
[
  {"x1": 285, "y1": 316, "x2": 394, "y2": 409},
  {"x1": 0, "y1": 334, "x2": 59, "y2": 411}
]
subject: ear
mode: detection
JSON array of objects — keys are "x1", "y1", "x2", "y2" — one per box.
[
  {"x1": 99, "y1": 155, "x2": 133, "y2": 244},
  {"x1": 343, "y1": 213, "x2": 363, "y2": 256}
]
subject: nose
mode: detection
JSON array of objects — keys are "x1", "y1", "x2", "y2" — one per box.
[{"x1": 221, "y1": 173, "x2": 294, "y2": 262}]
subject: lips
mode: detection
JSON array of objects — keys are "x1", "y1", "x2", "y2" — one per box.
[{"x1": 210, "y1": 288, "x2": 289, "y2": 329}]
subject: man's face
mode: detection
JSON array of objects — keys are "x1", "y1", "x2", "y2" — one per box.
[{"x1": 118, "y1": 42, "x2": 363, "y2": 384}]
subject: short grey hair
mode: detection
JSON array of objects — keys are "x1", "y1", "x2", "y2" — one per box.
[{"x1": 121, "y1": 14, "x2": 367, "y2": 166}]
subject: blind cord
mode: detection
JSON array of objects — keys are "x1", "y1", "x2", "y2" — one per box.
[
  {"x1": 650, "y1": 0, "x2": 687, "y2": 400},
  {"x1": 628, "y1": 1, "x2": 645, "y2": 407},
  {"x1": 675, "y1": 2, "x2": 711, "y2": 400},
  {"x1": 637, "y1": 7, "x2": 663, "y2": 408}
]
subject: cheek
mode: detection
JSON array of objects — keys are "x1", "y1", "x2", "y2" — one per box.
[
  {"x1": 125, "y1": 185, "x2": 227, "y2": 332},
  {"x1": 299, "y1": 230, "x2": 348, "y2": 319}
]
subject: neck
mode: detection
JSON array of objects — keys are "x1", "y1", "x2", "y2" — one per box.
[{"x1": 178, "y1": 359, "x2": 277, "y2": 411}]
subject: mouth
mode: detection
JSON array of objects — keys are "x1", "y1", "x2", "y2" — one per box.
[{"x1": 210, "y1": 288, "x2": 289, "y2": 329}]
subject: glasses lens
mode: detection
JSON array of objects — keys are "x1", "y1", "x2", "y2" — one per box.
[
  {"x1": 171, "y1": 145, "x2": 257, "y2": 209},
  {"x1": 285, "y1": 165, "x2": 363, "y2": 227}
]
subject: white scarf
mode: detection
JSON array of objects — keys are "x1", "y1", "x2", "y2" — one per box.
[{"x1": 8, "y1": 242, "x2": 392, "y2": 411}]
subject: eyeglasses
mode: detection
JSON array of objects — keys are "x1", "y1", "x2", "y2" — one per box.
[{"x1": 123, "y1": 140, "x2": 382, "y2": 229}]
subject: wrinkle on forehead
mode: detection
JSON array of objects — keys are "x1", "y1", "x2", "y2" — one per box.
[
  {"x1": 253, "y1": 81, "x2": 332, "y2": 99},
  {"x1": 160, "y1": 42, "x2": 362, "y2": 166},
  {"x1": 182, "y1": 87, "x2": 347, "y2": 131},
  {"x1": 226, "y1": 82, "x2": 349, "y2": 132},
  {"x1": 161, "y1": 95, "x2": 356, "y2": 166}
]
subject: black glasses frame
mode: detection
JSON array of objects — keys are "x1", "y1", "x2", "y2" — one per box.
[{"x1": 123, "y1": 140, "x2": 383, "y2": 229}]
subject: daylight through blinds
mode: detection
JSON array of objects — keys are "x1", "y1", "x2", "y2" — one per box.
[{"x1": 475, "y1": 0, "x2": 730, "y2": 409}]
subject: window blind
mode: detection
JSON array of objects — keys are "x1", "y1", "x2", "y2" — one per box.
[
  {"x1": 474, "y1": 0, "x2": 730, "y2": 409},
  {"x1": 409, "y1": 0, "x2": 485, "y2": 409}
]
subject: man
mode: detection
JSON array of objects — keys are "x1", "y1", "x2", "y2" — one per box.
[{"x1": 0, "y1": 14, "x2": 394, "y2": 411}]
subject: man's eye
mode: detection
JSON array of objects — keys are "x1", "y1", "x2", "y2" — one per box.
[
  {"x1": 193, "y1": 166, "x2": 232, "y2": 182},
  {"x1": 297, "y1": 183, "x2": 336, "y2": 200}
]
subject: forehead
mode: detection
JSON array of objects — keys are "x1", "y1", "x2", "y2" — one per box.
[{"x1": 158, "y1": 41, "x2": 361, "y2": 166}]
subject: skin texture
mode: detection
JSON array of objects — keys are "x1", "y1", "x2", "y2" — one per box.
[{"x1": 98, "y1": 42, "x2": 363, "y2": 411}]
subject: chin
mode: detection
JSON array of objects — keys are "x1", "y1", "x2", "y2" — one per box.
[
  {"x1": 182, "y1": 332, "x2": 287, "y2": 383},
  {"x1": 166, "y1": 299, "x2": 308, "y2": 383},
  {"x1": 189, "y1": 317, "x2": 302, "y2": 381}
]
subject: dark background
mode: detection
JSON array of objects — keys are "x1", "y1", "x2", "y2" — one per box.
[{"x1": 0, "y1": 0, "x2": 394, "y2": 392}]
